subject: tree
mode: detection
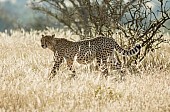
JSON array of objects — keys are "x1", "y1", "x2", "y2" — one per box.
[{"x1": 29, "y1": 0, "x2": 170, "y2": 65}]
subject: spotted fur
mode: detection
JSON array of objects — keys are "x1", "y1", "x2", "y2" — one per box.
[{"x1": 41, "y1": 34, "x2": 141, "y2": 79}]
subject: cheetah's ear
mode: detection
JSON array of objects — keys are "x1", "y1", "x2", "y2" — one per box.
[{"x1": 52, "y1": 34, "x2": 55, "y2": 38}]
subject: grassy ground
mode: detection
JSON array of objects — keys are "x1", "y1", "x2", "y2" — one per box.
[{"x1": 0, "y1": 29, "x2": 170, "y2": 112}]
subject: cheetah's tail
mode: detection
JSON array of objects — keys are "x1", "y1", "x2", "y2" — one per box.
[{"x1": 114, "y1": 42, "x2": 141, "y2": 56}]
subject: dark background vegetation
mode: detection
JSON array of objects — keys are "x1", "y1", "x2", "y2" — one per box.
[{"x1": 0, "y1": 0, "x2": 170, "y2": 33}]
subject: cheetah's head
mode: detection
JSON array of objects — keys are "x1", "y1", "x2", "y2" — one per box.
[{"x1": 41, "y1": 34, "x2": 55, "y2": 49}]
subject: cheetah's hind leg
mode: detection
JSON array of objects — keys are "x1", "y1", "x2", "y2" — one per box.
[
  {"x1": 66, "y1": 60, "x2": 77, "y2": 78},
  {"x1": 48, "y1": 69, "x2": 57, "y2": 80},
  {"x1": 69, "y1": 70, "x2": 76, "y2": 78}
]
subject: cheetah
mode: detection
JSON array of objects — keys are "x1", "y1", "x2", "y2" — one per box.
[{"x1": 41, "y1": 34, "x2": 141, "y2": 79}]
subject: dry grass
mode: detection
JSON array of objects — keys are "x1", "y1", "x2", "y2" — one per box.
[{"x1": 0, "y1": 29, "x2": 170, "y2": 112}]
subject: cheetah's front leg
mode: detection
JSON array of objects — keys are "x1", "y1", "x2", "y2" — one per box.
[{"x1": 49, "y1": 58, "x2": 63, "y2": 80}]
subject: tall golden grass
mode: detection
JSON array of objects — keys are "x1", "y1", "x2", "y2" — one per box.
[{"x1": 0, "y1": 29, "x2": 170, "y2": 112}]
